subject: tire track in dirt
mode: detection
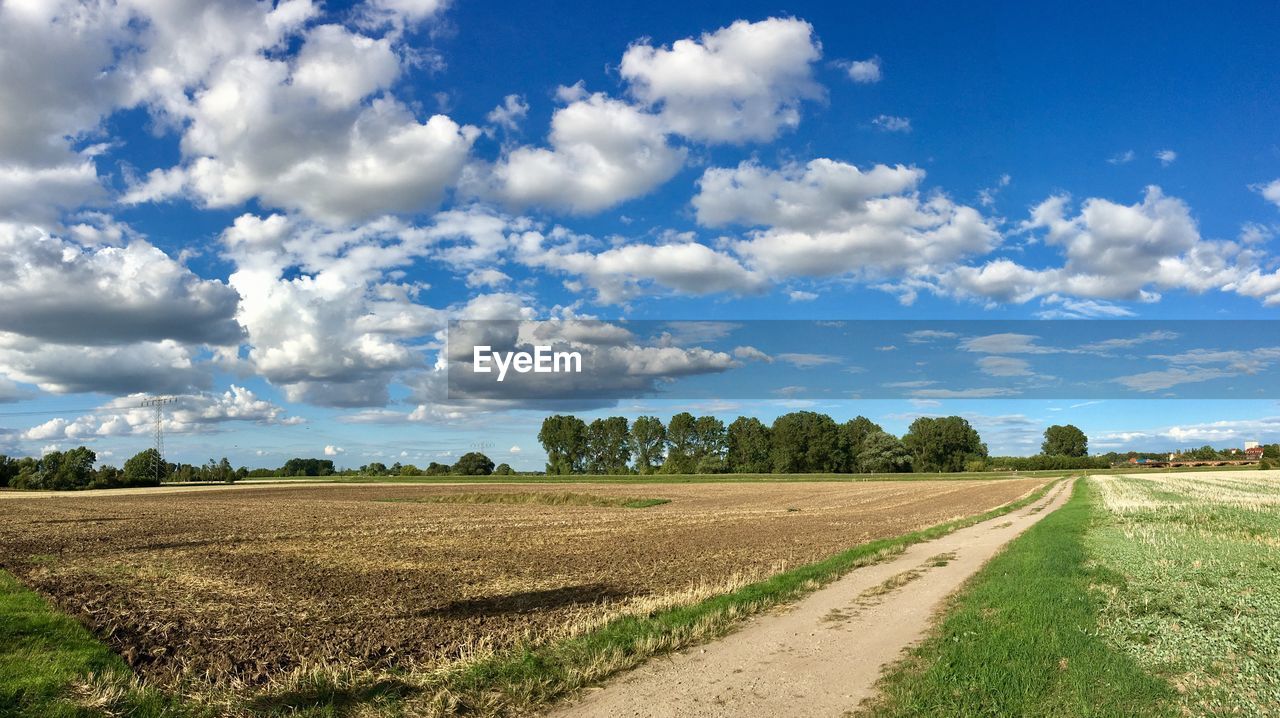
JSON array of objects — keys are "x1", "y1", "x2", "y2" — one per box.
[{"x1": 550, "y1": 479, "x2": 1074, "y2": 718}]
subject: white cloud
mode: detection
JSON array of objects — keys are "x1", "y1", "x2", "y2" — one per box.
[
  {"x1": 125, "y1": 20, "x2": 477, "y2": 224},
  {"x1": 1108, "y1": 150, "x2": 1135, "y2": 165},
  {"x1": 843, "y1": 57, "x2": 881, "y2": 83},
  {"x1": 0, "y1": 222, "x2": 241, "y2": 346},
  {"x1": 871, "y1": 114, "x2": 911, "y2": 133},
  {"x1": 508, "y1": 445, "x2": 521, "y2": 453},
  {"x1": 732, "y1": 345, "x2": 773, "y2": 363},
  {"x1": 18, "y1": 386, "x2": 297, "y2": 441},
  {"x1": 694, "y1": 159, "x2": 997, "y2": 280},
  {"x1": 486, "y1": 92, "x2": 685, "y2": 214},
  {"x1": 976, "y1": 355, "x2": 1032, "y2": 377},
  {"x1": 776, "y1": 352, "x2": 840, "y2": 368},
  {"x1": 516, "y1": 230, "x2": 766, "y2": 303},
  {"x1": 1259, "y1": 179, "x2": 1280, "y2": 209},
  {"x1": 487, "y1": 94, "x2": 529, "y2": 132},
  {"x1": 935, "y1": 187, "x2": 1280, "y2": 305},
  {"x1": 324, "y1": 444, "x2": 344, "y2": 456},
  {"x1": 619, "y1": 17, "x2": 823, "y2": 144},
  {"x1": 788, "y1": 290, "x2": 818, "y2": 302},
  {"x1": 1155, "y1": 149, "x2": 1177, "y2": 166}
]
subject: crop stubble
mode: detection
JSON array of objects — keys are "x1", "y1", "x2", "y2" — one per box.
[{"x1": 0, "y1": 479, "x2": 1042, "y2": 693}]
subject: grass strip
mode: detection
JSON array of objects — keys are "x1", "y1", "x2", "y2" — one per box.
[
  {"x1": 254, "y1": 478, "x2": 1062, "y2": 716},
  {"x1": 380, "y1": 492, "x2": 671, "y2": 509},
  {"x1": 0, "y1": 570, "x2": 187, "y2": 718},
  {"x1": 859, "y1": 478, "x2": 1175, "y2": 718}
]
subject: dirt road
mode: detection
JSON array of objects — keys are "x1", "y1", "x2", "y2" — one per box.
[{"x1": 552, "y1": 479, "x2": 1073, "y2": 718}]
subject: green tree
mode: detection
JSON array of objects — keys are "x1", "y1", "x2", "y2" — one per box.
[
  {"x1": 0, "y1": 455, "x2": 16, "y2": 488},
  {"x1": 424, "y1": 461, "x2": 450, "y2": 476},
  {"x1": 630, "y1": 416, "x2": 666, "y2": 474},
  {"x1": 692, "y1": 416, "x2": 727, "y2": 464},
  {"x1": 453, "y1": 452, "x2": 495, "y2": 475},
  {"x1": 91, "y1": 465, "x2": 123, "y2": 489},
  {"x1": 1041, "y1": 424, "x2": 1088, "y2": 457},
  {"x1": 770, "y1": 411, "x2": 841, "y2": 473},
  {"x1": 123, "y1": 449, "x2": 165, "y2": 487},
  {"x1": 662, "y1": 412, "x2": 698, "y2": 473},
  {"x1": 538, "y1": 414, "x2": 588, "y2": 475},
  {"x1": 39, "y1": 447, "x2": 97, "y2": 490},
  {"x1": 398, "y1": 464, "x2": 420, "y2": 476},
  {"x1": 492, "y1": 463, "x2": 514, "y2": 476},
  {"x1": 857, "y1": 431, "x2": 913, "y2": 473},
  {"x1": 586, "y1": 416, "x2": 631, "y2": 474},
  {"x1": 726, "y1": 417, "x2": 771, "y2": 473},
  {"x1": 903, "y1": 416, "x2": 987, "y2": 473},
  {"x1": 843, "y1": 416, "x2": 884, "y2": 472}
]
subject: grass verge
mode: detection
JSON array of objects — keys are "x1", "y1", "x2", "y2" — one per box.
[
  {"x1": 381, "y1": 492, "x2": 671, "y2": 509},
  {"x1": 858, "y1": 478, "x2": 1174, "y2": 718},
  {"x1": 0, "y1": 570, "x2": 188, "y2": 718},
  {"x1": 248, "y1": 478, "x2": 1063, "y2": 716}
]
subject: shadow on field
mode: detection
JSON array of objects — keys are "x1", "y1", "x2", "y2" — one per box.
[
  {"x1": 422, "y1": 583, "x2": 630, "y2": 618},
  {"x1": 248, "y1": 676, "x2": 419, "y2": 715}
]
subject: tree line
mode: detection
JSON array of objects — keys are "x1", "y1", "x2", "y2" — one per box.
[{"x1": 537, "y1": 411, "x2": 992, "y2": 475}]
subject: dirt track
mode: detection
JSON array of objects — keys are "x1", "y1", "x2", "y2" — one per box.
[{"x1": 552, "y1": 479, "x2": 1073, "y2": 718}]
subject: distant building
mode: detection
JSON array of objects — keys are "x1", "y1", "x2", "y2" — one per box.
[
  {"x1": 1244, "y1": 440, "x2": 1261, "y2": 450},
  {"x1": 1245, "y1": 445, "x2": 1265, "y2": 460}
]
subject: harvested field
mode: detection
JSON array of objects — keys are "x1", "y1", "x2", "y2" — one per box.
[{"x1": 0, "y1": 479, "x2": 1042, "y2": 703}]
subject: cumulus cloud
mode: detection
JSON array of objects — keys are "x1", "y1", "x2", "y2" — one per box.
[
  {"x1": 0, "y1": 222, "x2": 241, "y2": 346},
  {"x1": 871, "y1": 114, "x2": 911, "y2": 133},
  {"x1": 515, "y1": 228, "x2": 766, "y2": 303},
  {"x1": 486, "y1": 92, "x2": 685, "y2": 214},
  {"x1": 619, "y1": 17, "x2": 823, "y2": 143},
  {"x1": 934, "y1": 187, "x2": 1280, "y2": 306},
  {"x1": 1156, "y1": 149, "x2": 1177, "y2": 166},
  {"x1": 694, "y1": 159, "x2": 997, "y2": 280},
  {"x1": 0, "y1": 334, "x2": 210, "y2": 396},
  {"x1": 842, "y1": 57, "x2": 881, "y2": 83},
  {"x1": 486, "y1": 94, "x2": 529, "y2": 132},
  {"x1": 124, "y1": 17, "x2": 477, "y2": 224},
  {"x1": 1259, "y1": 179, "x2": 1280, "y2": 209},
  {"x1": 18, "y1": 386, "x2": 297, "y2": 442}
]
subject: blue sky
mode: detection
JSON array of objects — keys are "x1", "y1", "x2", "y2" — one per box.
[{"x1": 1, "y1": 0, "x2": 1279, "y2": 469}]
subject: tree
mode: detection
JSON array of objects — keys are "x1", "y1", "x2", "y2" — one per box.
[
  {"x1": 492, "y1": 463, "x2": 514, "y2": 476},
  {"x1": 857, "y1": 431, "x2": 912, "y2": 473},
  {"x1": 903, "y1": 417, "x2": 987, "y2": 473},
  {"x1": 424, "y1": 462, "x2": 450, "y2": 476},
  {"x1": 770, "y1": 411, "x2": 841, "y2": 473},
  {"x1": 123, "y1": 449, "x2": 165, "y2": 487},
  {"x1": 630, "y1": 416, "x2": 666, "y2": 474},
  {"x1": 453, "y1": 452, "x2": 495, "y2": 475},
  {"x1": 281, "y1": 458, "x2": 335, "y2": 477},
  {"x1": 0, "y1": 455, "x2": 16, "y2": 488},
  {"x1": 586, "y1": 417, "x2": 631, "y2": 474},
  {"x1": 38, "y1": 447, "x2": 97, "y2": 490},
  {"x1": 662, "y1": 412, "x2": 698, "y2": 473},
  {"x1": 91, "y1": 465, "x2": 123, "y2": 489},
  {"x1": 726, "y1": 417, "x2": 771, "y2": 473},
  {"x1": 1042, "y1": 424, "x2": 1088, "y2": 457},
  {"x1": 398, "y1": 464, "x2": 420, "y2": 476},
  {"x1": 361, "y1": 462, "x2": 388, "y2": 476},
  {"x1": 538, "y1": 415, "x2": 588, "y2": 475},
  {"x1": 843, "y1": 416, "x2": 884, "y2": 472},
  {"x1": 692, "y1": 416, "x2": 727, "y2": 464}
]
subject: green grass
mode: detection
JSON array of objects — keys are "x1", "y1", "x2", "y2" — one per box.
[
  {"x1": 1088, "y1": 475, "x2": 1280, "y2": 716},
  {"x1": 380, "y1": 491, "x2": 671, "y2": 509},
  {"x1": 862, "y1": 479, "x2": 1175, "y2": 718},
  {"x1": 0, "y1": 570, "x2": 188, "y2": 718}
]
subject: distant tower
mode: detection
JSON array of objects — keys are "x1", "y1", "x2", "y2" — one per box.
[{"x1": 140, "y1": 396, "x2": 178, "y2": 483}]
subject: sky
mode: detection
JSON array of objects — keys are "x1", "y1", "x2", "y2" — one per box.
[{"x1": 1, "y1": 0, "x2": 1279, "y2": 469}]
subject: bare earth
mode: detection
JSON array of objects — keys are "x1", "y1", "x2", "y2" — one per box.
[{"x1": 551, "y1": 479, "x2": 1073, "y2": 718}]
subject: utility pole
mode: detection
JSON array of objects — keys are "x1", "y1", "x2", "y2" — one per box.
[{"x1": 140, "y1": 396, "x2": 178, "y2": 483}]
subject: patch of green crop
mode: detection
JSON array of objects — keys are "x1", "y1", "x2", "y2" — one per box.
[{"x1": 1087, "y1": 475, "x2": 1280, "y2": 717}]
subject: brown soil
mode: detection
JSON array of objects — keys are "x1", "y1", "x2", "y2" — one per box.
[{"x1": 0, "y1": 479, "x2": 1043, "y2": 691}]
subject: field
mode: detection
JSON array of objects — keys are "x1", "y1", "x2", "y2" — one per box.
[
  {"x1": 1089, "y1": 472, "x2": 1280, "y2": 717},
  {"x1": 0, "y1": 478, "x2": 1042, "y2": 716},
  {"x1": 864, "y1": 470, "x2": 1280, "y2": 718}
]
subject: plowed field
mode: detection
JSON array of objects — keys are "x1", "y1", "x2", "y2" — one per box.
[{"x1": 0, "y1": 479, "x2": 1042, "y2": 692}]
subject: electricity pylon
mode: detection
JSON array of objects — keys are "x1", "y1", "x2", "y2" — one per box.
[{"x1": 140, "y1": 396, "x2": 178, "y2": 483}]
